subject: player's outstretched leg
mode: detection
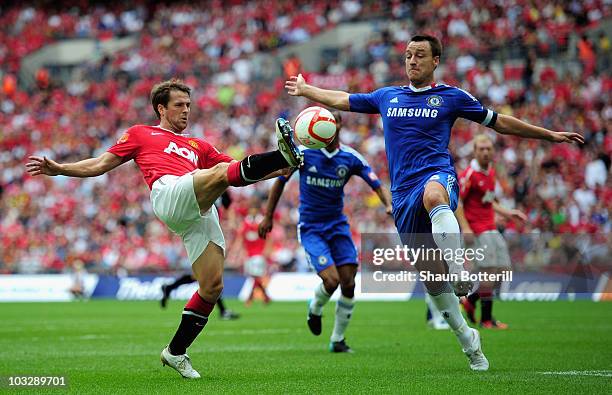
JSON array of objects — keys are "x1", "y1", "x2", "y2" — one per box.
[
  {"x1": 225, "y1": 118, "x2": 302, "y2": 185},
  {"x1": 191, "y1": 118, "x2": 302, "y2": 215},
  {"x1": 162, "y1": 243, "x2": 224, "y2": 379},
  {"x1": 425, "y1": 294, "x2": 450, "y2": 330},
  {"x1": 275, "y1": 118, "x2": 303, "y2": 167},
  {"x1": 426, "y1": 280, "x2": 489, "y2": 371},
  {"x1": 161, "y1": 274, "x2": 196, "y2": 309},
  {"x1": 308, "y1": 266, "x2": 339, "y2": 336},
  {"x1": 330, "y1": 265, "x2": 357, "y2": 353},
  {"x1": 423, "y1": 181, "x2": 473, "y2": 296}
]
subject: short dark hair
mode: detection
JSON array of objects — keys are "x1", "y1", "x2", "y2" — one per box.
[
  {"x1": 150, "y1": 79, "x2": 191, "y2": 119},
  {"x1": 410, "y1": 35, "x2": 442, "y2": 58}
]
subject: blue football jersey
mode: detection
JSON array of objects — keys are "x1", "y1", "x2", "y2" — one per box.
[
  {"x1": 349, "y1": 84, "x2": 496, "y2": 193},
  {"x1": 280, "y1": 144, "x2": 381, "y2": 223}
]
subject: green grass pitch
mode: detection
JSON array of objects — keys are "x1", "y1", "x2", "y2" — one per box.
[{"x1": 1, "y1": 300, "x2": 610, "y2": 394}]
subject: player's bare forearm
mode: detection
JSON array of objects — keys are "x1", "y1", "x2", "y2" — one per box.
[
  {"x1": 285, "y1": 74, "x2": 349, "y2": 110},
  {"x1": 492, "y1": 201, "x2": 511, "y2": 218},
  {"x1": 493, "y1": 114, "x2": 584, "y2": 144},
  {"x1": 262, "y1": 168, "x2": 291, "y2": 181},
  {"x1": 493, "y1": 201, "x2": 527, "y2": 222},
  {"x1": 263, "y1": 179, "x2": 286, "y2": 219},
  {"x1": 302, "y1": 85, "x2": 350, "y2": 111},
  {"x1": 374, "y1": 187, "x2": 392, "y2": 214},
  {"x1": 60, "y1": 153, "x2": 123, "y2": 177},
  {"x1": 26, "y1": 152, "x2": 122, "y2": 178}
]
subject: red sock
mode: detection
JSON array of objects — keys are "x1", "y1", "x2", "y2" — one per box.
[
  {"x1": 226, "y1": 161, "x2": 245, "y2": 187},
  {"x1": 185, "y1": 291, "x2": 216, "y2": 316}
]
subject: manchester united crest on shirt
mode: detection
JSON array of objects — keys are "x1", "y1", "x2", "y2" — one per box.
[{"x1": 117, "y1": 132, "x2": 129, "y2": 144}]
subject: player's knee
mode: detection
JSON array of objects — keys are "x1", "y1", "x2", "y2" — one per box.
[
  {"x1": 423, "y1": 188, "x2": 448, "y2": 211},
  {"x1": 322, "y1": 275, "x2": 340, "y2": 293},
  {"x1": 199, "y1": 277, "x2": 224, "y2": 300},
  {"x1": 194, "y1": 163, "x2": 229, "y2": 187},
  {"x1": 339, "y1": 277, "x2": 355, "y2": 292}
]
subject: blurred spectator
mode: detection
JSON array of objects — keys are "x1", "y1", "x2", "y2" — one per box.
[{"x1": 1, "y1": 0, "x2": 610, "y2": 275}]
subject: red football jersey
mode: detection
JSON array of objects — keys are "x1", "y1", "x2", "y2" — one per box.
[
  {"x1": 107, "y1": 125, "x2": 234, "y2": 189},
  {"x1": 459, "y1": 159, "x2": 497, "y2": 235},
  {"x1": 241, "y1": 214, "x2": 266, "y2": 258}
]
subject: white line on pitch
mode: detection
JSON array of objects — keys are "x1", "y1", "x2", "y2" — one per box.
[{"x1": 539, "y1": 370, "x2": 612, "y2": 377}]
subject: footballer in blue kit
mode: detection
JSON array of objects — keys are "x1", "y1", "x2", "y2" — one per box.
[
  {"x1": 259, "y1": 111, "x2": 392, "y2": 353},
  {"x1": 285, "y1": 34, "x2": 583, "y2": 370}
]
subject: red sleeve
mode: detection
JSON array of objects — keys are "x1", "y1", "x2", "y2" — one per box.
[
  {"x1": 198, "y1": 139, "x2": 234, "y2": 168},
  {"x1": 459, "y1": 167, "x2": 473, "y2": 200},
  {"x1": 107, "y1": 126, "x2": 140, "y2": 161}
]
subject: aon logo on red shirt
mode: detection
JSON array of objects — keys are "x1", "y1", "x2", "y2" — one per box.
[{"x1": 164, "y1": 142, "x2": 199, "y2": 166}]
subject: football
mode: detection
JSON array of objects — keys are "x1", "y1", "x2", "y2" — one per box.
[{"x1": 294, "y1": 106, "x2": 337, "y2": 149}]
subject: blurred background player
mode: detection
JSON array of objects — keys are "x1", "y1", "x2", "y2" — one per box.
[
  {"x1": 26, "y1": 79, "x2": 302, "y2": 379},
  {"x1": 232, "y1": 197, "x2": 272, "y2": 306},
  {"x1": 259, "y1": 110, "x2": 392, "y2": 353},
  {"x1": 455, "y1": 134, "x2": 527, "y2": 329},
  {"x1": 69, "y1": 259, "x2": 87, "y2": 301},
  {"x1": 161, "y1": 191, "x2": 240, "y2": 320},
  {"x1": 285, "y1": 34, "x2": 583, "y2": 370},
  {"x1": 161, "y1": 280, "x2": 240, "y2": 320}
]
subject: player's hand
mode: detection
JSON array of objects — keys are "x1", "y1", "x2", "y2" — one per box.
[
  {"x1": 385, "y1": 204, "x2": 393, "y2": 216},
  {"x1": 549, "y1": 131, "x2": 584, "y2": 144},
  {"x1": 258, "y1": 216, "x2": 273, "y2": 239},
  {"x1": 25, "y1": 156, "x2": 62, "y2": 176},
  {"x1": 509, "y1": 209, "x2": 527, "y2": 223},
  {"x1": 278, "y1": 167, "x2": 294, "y2": 177},
  {"x1": 285, "y1": 73, "x2": 306, "y2": 96}
]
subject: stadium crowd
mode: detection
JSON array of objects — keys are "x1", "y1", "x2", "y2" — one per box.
[{"x1": 0, "y1": 1, "x2": 610, "y2": 275}]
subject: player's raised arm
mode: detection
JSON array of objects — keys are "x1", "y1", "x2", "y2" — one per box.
[
  {"x1": 258, "y1": 174, "x2": 293, "y2": 239},
  {"x1": 26, "y1": 152, "x2": 124, "y2": 178},
  {"x1": 374, "y1": 186, "x2": 393, "y2": 215},
  {"x1": 285, "y1": 73, "x2": 350, "y2": 111},
  {"x1": 493, "y1": 114, "x2": 584, "y2": 144},
  {"x1": 492, "y1": 201, "x2": 527, "y2": 223}
]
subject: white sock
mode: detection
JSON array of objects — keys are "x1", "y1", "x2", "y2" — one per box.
[
  {"x1": 429, "y1": 288, "x2": 472, "y2": 348},
  {"x1": 331, "y1": 295, "x2": 354, "y2": 342},
  {"x1": 309, "y1": 282, "x2": 331, "y2": 315},
  {"x1": 429, "y1": 204, "x2": 463, "y2": 275},
  {"x1": 425, "y1": 294, "x2": 443, "y2": 322}
]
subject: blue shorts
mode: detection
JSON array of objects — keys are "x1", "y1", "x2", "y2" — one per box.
[
  {"x1": 297, "y1": 218, "x2": 358, "y2": 273},
  {"x1": 392, "y1": 171, "x2": 459, "y2": 246}
]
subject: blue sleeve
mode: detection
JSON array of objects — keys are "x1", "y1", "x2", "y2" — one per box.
[
  {"x1": 358, "y1": 163, "x2": 382, "y2": 190},
  {"x1": 454, "y1": 88, "x2": 497, "y2": 127},
  {"x1": 348, "y1": 88, "x2": 387, "y2": 114},
  {"x1": 345, "y1": 148, "x2": 381, "y2": 190}
]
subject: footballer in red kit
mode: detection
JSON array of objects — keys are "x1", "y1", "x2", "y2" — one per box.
[
  {"x1": 26, "y1": 79, "x2": 303, "y2": 379},
  {"x1": 235, "y1": 200, "x2": 271, "y2": 305},
  {"x1": 456, "y1": 134, "x2": 527, "y2": 329},
  {"x1": 108, "y1": 125, "x2": 235, "y2": 190}
]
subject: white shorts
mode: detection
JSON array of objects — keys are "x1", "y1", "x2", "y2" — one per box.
[
  {"x1": 474, "y1": 230, "x2": 511, "y2": 268},
  {"x1": 245, "y1": 255, "x2": 266, "y2": 277},
  {"x1": 150, "y1": 173, "x2": 225, "y2": 264}
]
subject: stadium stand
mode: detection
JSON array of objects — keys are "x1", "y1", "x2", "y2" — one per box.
[{"x1": 0, "y1": 1, "x2": 610, "y2": 275}]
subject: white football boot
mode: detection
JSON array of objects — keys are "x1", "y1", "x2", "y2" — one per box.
[
  {"x1": 462, "y1": 328, "x2": 489, "y2": 371},
  {"x1": 275, "y1": 118, "x2": 303, "y2": 167},
  {"x1": 160, "y1": 346, "x2": 201, "y2": 379}
]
